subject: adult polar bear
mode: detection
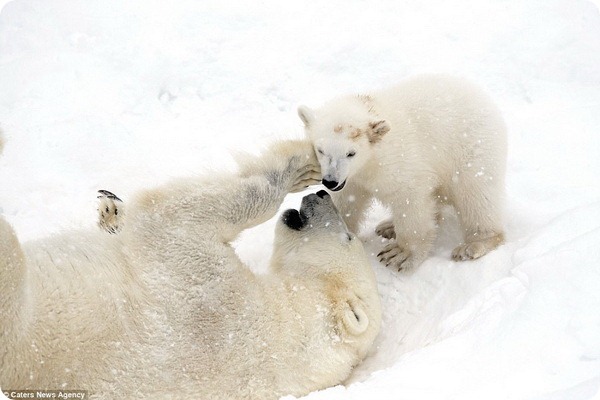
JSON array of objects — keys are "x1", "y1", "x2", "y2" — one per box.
[
  {"x1": 299, "y1": 74, "x2": 507, "y2": 271},
  {"x1": 0, "y1": 133, "x2": 381, "y2": 399}
]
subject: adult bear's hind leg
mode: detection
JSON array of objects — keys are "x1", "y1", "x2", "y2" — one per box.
[
  {"x1": 1, "y1": 129, "x2": 27, "y2": 357},
  {"x1": 97, "y1": 189, "x2": 124, "y2": 234},
  {"x1": 0, "y1": 217, "x2": 27, "y2": 377}
]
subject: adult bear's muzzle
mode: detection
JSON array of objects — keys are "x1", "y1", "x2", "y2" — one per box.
[{"x1": 281, "y1": 190, "x2": 340, "y2": 231}]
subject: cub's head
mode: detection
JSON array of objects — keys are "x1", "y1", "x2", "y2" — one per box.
[
  {"x1": 298, "y1": 96, "x2": 390, "y2": 191},
  {"x1": 272, "y1": 190, "x2": 381, "y2": 347}
]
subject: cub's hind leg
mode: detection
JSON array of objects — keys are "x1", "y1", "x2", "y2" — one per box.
[
  {"x1": 450, "y1": 176, "x2": 505, "y2": 261},
  {"x1": 97, "y1": 189, "x2": 124, "y2": 234}
]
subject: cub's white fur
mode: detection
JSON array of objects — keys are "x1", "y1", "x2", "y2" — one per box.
[
  {"x1": 0, "y1": 139, "x2": 381, "y2": 399},
  {"x1": 299, "y1": 74, "x2": 507, "y2": 271}
]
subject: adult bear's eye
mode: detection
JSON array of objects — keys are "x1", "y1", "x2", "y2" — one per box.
[
  {"x1": 317, "y1": 148, "x2": 324, "y2": 155},
  {"x1": 347, "y1": 151, "x2": 356, "y2": 158}
]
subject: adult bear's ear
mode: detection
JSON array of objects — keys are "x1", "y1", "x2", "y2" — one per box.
[
  {"x1": 341, "y1": 299, "x2": 369, "y2": 335},
  {"x1": 298, "y1": 105, "x2": 315, "y2": 128},
  {"x1": 367, "y1": 120, "x2": 390, "y2": 144}
]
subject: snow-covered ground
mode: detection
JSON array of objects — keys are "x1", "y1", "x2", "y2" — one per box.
[{"x1": 1, "y1": 0, "x2": 600, "y2": 399}]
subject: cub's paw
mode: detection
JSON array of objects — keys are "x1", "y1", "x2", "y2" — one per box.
[
  {"x1": 375, "y1": 219, "x2": 396, "y2": 239},
  {"x1": 377, "y1": 241, "x2": 423, "y2": 272},
  {"x1": 97, "y1": 190, "x2": 123, "y2": 234},
  {"x1": 452, "y1": 242, "x2": 486, "y2": 261},
  {"x1": 452, "y1": 232, "x2": 504, "y2": 261},
  {"x1": 451, "y1": 233, "x2": 504, "y2": 261}
]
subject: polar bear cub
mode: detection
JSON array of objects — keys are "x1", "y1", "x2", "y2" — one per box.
[
  {"x1": 0, "y1": 139, "x2": 381, "y2": 399},
  {"x1": 299, "y1": 74, "x2": 507, "y2": 271}
]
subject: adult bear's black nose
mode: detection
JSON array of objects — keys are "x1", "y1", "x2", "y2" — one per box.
[
  {"x1": 281, "y1": 208, "x2": 306, "y2": 230},
  {"x1": 322, "y1": 179, "x2": 338, "y2": 190}
]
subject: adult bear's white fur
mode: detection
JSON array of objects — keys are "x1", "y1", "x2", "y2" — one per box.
[
  {"x1": 299, "y1": 74, "x2": 507, "y2": 271},
  {"x1": 0, "y1": 138, "x2": 381, "y2": 399}
]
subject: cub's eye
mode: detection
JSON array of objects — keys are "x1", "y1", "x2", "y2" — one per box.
[
  {"x1": 346, "y1": 151, "x2": 356, "y2": 158},
  {"x1": 317, "y1": 148, "x2": 324, "y2": 155}
]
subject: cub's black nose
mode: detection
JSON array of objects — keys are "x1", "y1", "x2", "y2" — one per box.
[
  {"x1": 316, "y1": 190, "x2": 329, "y2": 198},
  {"x1": 322, "y1": 179, "x2": 338, "y2": 190}
]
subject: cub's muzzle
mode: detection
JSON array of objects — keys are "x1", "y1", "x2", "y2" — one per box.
[{"x1": 322, "y1": 179, "x2": 346, "y2": 191}]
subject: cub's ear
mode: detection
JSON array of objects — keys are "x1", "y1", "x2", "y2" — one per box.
[
  {"x1": 298, "y1": 105, "x2": 315, "y2": 128},
  {"x1": 367, "y1": 120, "x2": 391, "y2": 144},
  {"x1": 342, "y1": 299, "x2": 369, "y2": 335}
]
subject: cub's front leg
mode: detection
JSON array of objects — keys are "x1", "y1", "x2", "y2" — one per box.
[
  {"x1": 377, "y1": 190, "x2": 438, "y2": 272},
  {"x1": 331, "y1": 183, "x2": 372, "y2": 234}
]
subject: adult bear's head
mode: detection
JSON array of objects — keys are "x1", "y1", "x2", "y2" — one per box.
[{"x1": 271, "y1": 190, "x2": 381, "y2": 350}]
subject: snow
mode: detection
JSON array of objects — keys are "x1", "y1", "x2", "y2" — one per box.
[{"x1": 1, "y1": 0, "x2": 600, "y2": 399}]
